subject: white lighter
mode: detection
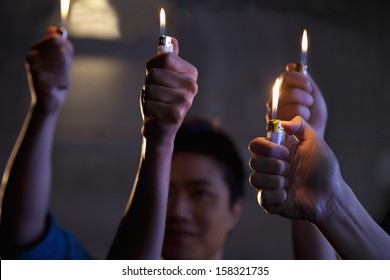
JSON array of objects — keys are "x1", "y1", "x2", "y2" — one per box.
[
  {"x1": 267, "y1": 119, "x2": 285, "y2": 145},
  {"x1": 266, "y1": 78, "x2": 285, "y2": 144},
  {"x1": 158, "y1": 8, "x2": 174, "y2": 54}
]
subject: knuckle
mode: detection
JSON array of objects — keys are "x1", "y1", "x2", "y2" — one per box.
[
  {"x1": 168, "y1": 107, "x2": 184, "y2": 123},
  {"x1": 190, "y1": 66, "x2": 199, "y2": 80},
  {"x1": 189, "y1": 80, "x2": 198, "y2": 95},
  {"x1": 145, "y1": 68, "x2": 157, "y2": 81},
  {"x1": 182, "y1": 98, "x2": 192, "y2": 110},
  {"x1": 181, "y1": 77, "x2": 198, "y2": 95},
  {"x1": 249, "y1": 172, "x2": 261, "y2": 188},
  {"x1": 159, "y1": 53, "x2": 175, "y2": 68},
  {"x1": 249, "y1": 155, "x2": 259, "y2": 171}
]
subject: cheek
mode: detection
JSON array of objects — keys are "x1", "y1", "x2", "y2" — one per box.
[
  {"x1": 200, "y1": 216, "x2": 232, "y2": 257},
  {"x1": 195, "y1": 204, "x2": 233, "y2": 241}
]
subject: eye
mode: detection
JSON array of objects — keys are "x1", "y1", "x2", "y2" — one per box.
[{"x1": 193, "y1": 188, "x2": 211, "y2": 199}]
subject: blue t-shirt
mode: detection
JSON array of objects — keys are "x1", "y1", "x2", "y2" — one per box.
[{"x1": 1, "y1": 214, "x2": 93, "y2": 260}]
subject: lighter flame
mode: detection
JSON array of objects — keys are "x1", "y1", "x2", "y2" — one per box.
[
  {"x1": 61, "y1": 0, "x2": 71, "y2": 23},
  {"x1": 301, "y1": 29, "x2": 308, "y2": 54},
  {"x1": 272, "y1": 77, "x2": 282, "y2": 119},
  {"x1": 160, "y1": 8, "x2": 166, "y2": 35}
]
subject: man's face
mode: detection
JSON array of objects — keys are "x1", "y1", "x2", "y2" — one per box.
[{"x1": 162, "y1": 151, "x2": 241, "y2": 259}]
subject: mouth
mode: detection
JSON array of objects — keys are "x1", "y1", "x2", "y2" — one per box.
[{"x1": 164, "y1": 228, "x2": 197, "y2": 242}]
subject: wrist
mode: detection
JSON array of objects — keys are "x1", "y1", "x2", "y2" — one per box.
[
  {"x1": 141, "y1": 121, "x2": 180, "y2": 148},
  {"x1": 312, "y1": 181, "x2": 390, "y2": 259},
  {"x1": 32, "y1": 88, "x2": 68, "y2": 115},
  {"x1": 31, "y1": 102, "x2": 62, "y2": 119},
  {"x1": 140, "y1": 136, "x2": 175, "y2": 168},
  {"x1": 142, "y1": 135, "x2": 175, "y2": 152},
  {"x1": 315, "y1": 180, "x2": 354, "y2": 229}
]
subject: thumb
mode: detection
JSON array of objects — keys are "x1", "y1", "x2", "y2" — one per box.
[
  {"x1": 282, "y1": 116, "x2": 314, "y2": 142},
  {"x1": 171, "y1": 37, "x2": 179, "y2": 55},
  {"x1": 46, "y1": 26, "x2": 58, "y2": 35},
  {"x1": 285, "y1": 63, "x2": 297, "y2": 71}
]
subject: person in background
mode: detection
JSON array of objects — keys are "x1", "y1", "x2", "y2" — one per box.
[{"x1": 161, "y1": 117, "x2": 244, "y2": 259}]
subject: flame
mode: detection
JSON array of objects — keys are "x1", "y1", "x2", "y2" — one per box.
[
  {"x1": 301, "y1": 29, "x2": 308, "y2": 55},
  {"x1": 160, "y1": 8, "x2": 166, "y2": 36},
  {"x1": 272, "y1": 77, "x2": 282, "y2": 119},
  {"x1": 61, "y1": 0, "x2": 71, "y2": 23}
]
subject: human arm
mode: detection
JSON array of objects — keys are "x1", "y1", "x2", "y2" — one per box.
[
  {"x1": 291, "y1": 220, "x2": 336, "y2": 259},
  {"x1": 0, "y1": 28, "x2": 73, "y2": 252},
  {"x1": 270, "y1": 64, "x2": 334, "y2": 258},
  {"x1": 249, "y1": 116, "x2": 390, "y2": 259},
  {"x1": 107, "y1": 38, "x2": 198, "y2": 259}
]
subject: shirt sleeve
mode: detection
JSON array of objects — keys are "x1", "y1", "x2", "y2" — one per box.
[{"x1": 2, "y1": 214, "x2": 94, "y2": 260}]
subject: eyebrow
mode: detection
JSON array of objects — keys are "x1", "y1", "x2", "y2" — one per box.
[
  {"x1": 185, "y1": 179, "x2": 213, "y2": 187},
  {"x1": 170, "y1": 178, "x2": 214, "y2": 189}
]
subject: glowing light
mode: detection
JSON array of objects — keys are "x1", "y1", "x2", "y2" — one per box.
[
  {"x1": 302, "y1": 29, "x2": 308, "y2": 53},
  {"x1": 160, "y1": 8, "x2": 166, "y2": 36},
  {"x1": 67, "y1": 0, "x2": 121, "y2": 40},
  {"x1": 272, "y1": 77, "x2": 282, "y2": 120},
  {"x1": 61, "y1": 0, "x2": 71, "y2": 23},
  {"x1": 301, "y1": 29, "x2": 308, "y2": 64}
]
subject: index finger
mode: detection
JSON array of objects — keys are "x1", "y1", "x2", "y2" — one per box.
[
  {"x1": 248, "y1": 137, "x2": 289, "y2": 160},
  {"x1": 147, "y1": 53, "x2": 198, "y2": 81}
]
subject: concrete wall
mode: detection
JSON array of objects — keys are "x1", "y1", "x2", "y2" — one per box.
[{"x1": 0, "y1": 0, "x2": 389, "y2": 259}]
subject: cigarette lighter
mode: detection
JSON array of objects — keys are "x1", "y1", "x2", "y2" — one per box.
[
  {"x1": 158, "y1": 35, "x2": 173, "y2": 54},
  {"x1": 158, "y1": 8, "x2": 174, "y2": 54},
  {"x1": 267, "y1": 119, "x2": 285, "y2": 145}
]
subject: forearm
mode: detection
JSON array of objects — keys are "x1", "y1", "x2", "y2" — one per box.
[
  {"x1": 317, "y1": 184, "x2": 390, "y2": 259},
  {"x1": 107, "y1": 138, "x2": 174, "y2": 260},
  {"x1": 1, "y1": 105, "x2": 60, "y2": 246},
  {"x1": 292, "y1": 220, "x2": 337, "y2": 259}
]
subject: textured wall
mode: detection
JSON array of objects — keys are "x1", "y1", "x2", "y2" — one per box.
[{"x1": 0, "y1": 0, "x2": 389, "y2": 259}]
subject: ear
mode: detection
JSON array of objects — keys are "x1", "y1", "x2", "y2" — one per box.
[{"x1": 228, "y1": 198, "x2": 244, "y2": 231}]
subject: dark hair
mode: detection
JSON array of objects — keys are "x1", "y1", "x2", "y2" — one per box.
[{"x1": 174, "y1": 117, "x2": 244, "y2": 206}]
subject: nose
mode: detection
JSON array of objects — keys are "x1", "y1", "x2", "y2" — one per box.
[{"x1": 167, "y1": 191, "x2": 192, "y2": 223}]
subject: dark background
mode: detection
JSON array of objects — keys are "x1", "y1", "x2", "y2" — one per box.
[{"x1": 0, "y1": 0, "x2": 389, "y2": 259}]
